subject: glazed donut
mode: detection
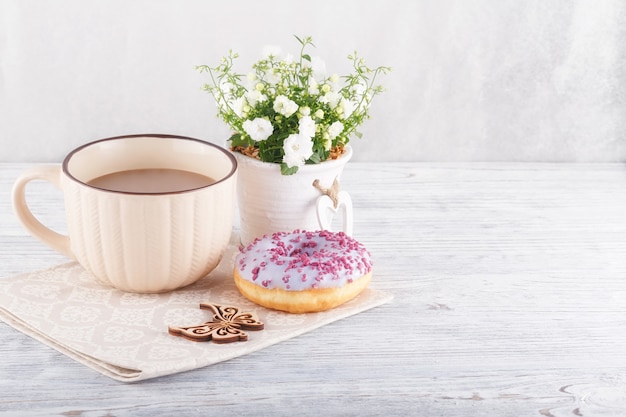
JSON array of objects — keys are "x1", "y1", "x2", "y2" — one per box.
[{"x1": 233, "y1": 230, "x2": 373, "y2": 313}]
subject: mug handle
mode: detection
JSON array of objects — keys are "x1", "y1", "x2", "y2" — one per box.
[
  {"x1": 315, "y1": 191, "x2": 354, "y2": 236},
  {"x1": 11, "y1": 165, "x2": 73, "y2": 258}
]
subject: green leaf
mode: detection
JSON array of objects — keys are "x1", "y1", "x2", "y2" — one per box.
[
  {"x1": 308, "y1": 152, "x2": 321, "y2": 164},
  {"x1": 302, "y1": 54, "x2": 311, "y2": 62},
  {"x1": 280, "y1": 163, "x2": 299, "y2": 175},
  {"x1": 229, "y1": 133, "x2": 249, "y2": 147}
]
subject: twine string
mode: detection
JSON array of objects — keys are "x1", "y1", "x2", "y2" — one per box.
[{"x1": 312, "y1": 177, "x2": 341, "y2": 208}]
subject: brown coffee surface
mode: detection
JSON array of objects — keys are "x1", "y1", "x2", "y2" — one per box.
[{"x1": 87, "y1": 168, "x2": 216, "y2": 193}]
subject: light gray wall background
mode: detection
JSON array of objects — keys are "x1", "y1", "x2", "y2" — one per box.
[{"x1": 1, "y1": 0, "x2": 625, "y2": 163}]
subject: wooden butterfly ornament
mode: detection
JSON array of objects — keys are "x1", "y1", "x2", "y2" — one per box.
[{"x1": 168, "y1": 303, "x2": 264, "y2": 343}]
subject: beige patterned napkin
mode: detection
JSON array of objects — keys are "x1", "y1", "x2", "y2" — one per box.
[{"x1": 0, "y1": 234, "x2": 392, "y2": 382}]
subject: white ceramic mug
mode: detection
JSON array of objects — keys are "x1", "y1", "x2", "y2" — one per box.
[
  {"x1": 12, "y1": 134, "x2": 238, "y2": 293},
  {"x1": 233, "y1": 145, "x2": 353, "y2": 246}
]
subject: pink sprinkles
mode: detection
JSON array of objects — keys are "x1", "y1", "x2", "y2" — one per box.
[{"x1": 235, "y1": 230, "x2": 372, "y2": 291}]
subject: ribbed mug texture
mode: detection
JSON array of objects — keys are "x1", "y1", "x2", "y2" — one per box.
[{"x1": 62, "y1": 176, "x2": 234, "y2": 292}]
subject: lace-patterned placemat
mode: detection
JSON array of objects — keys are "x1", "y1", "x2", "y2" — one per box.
[{"x1": 0, "y1": 235, "x2": 392, "y2": 382}]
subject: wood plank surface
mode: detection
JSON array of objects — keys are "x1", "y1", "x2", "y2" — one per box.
[{"x1": 1, "y1": 162, "x2": 626, "y2": 416}]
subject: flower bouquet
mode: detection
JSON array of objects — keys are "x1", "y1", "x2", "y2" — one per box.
[{"x1": 197, "y1": 35, "x2": 390, "y2": 175}]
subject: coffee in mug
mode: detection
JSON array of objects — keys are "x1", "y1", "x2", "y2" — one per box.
[
  {"x1": 87, "y1": 168, "x2": 216, "y2": 193},
  {"x1": 12, "y1": 134, "x2": 238, "y2": 293}
]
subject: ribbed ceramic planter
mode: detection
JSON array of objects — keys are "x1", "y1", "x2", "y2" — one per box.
[{"x1": 234, "y1": 146, "x2": 353, "y2": 245}]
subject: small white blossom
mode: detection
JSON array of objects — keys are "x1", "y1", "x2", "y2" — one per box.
[
  {"x1": 283, "y1": 133, "x2": 314, "y2": 168},
  {"x1": 306, "y1": 56, "x2": 326, "y2": 82},
  {"x1": 298, "y1": 115, "x2": 316, "y2": 139},
  {"x1": 352, "y1": 80, "x2": 367, "y2": 95},
  {"x1": 320, "y1": 91, "x2": 340, "y2": 108},
  {"x1": 245, "y1": 90, "x2": 267, "y2": 107},
  {"x1": 219, "y1": 80, "x2": 235, "y2": 93},
  {"x1": 328, "y1": 74, "x2": 340, "y2": 92},
  {"x1": 273, "y1": 95, "x2": 299, "y2": 117},
  {"x1": 328, "y1": 121, "x2": 344, "y2": 139},
  {"x1": 230, "y1": 97, "x2": 246, "y2": 118},
  {"x1": 338, "y1": 98, "x2": 357, "y2": 118},
  {"x1": 308, "y1": 78, "x2": 319, "y2": 95},
  {"x1": 266, "y1": 68, "x2": 281, "y2": 85},
  {"x1": 262, "y1": 45, "x2": 282, "y2": 58},
  {"x1": 243, "y1": 118, "x2": 273, "y2": 141}
]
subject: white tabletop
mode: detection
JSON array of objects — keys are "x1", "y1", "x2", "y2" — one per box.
[{"x1": 1, "y1": 161, "x2": 626, "y2": 416}]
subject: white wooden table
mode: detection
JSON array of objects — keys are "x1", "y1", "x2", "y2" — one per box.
[{"x1": 1, "y1": 161, "x2": 626, "y2": 416}]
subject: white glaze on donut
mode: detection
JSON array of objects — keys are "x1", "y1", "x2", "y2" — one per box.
[{"x1": 235, "y1": 230, "x2": 372, "y2": 291}]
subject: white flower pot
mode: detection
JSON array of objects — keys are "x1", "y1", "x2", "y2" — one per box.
[{"x1": 233, "y1": 145, "x2": 354, "y2": 245}]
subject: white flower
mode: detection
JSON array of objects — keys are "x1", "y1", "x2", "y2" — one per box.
[
  {"x1": 320, "y1": 91, "x2": 340, "y2": 108},
  {"x1": 245, "y1": 90, "x2": 267, "y2": 107},
  {"x1": 352, "y1": 80, "x2": 367, "y2": 95},
  {"x1": 262, "y1": 45, "x2": 282, "y2": 58},
  {"x1": 338, "y1": 98, "x2": 357, "y2": 118},
  {"x1": 328, "y1": 121, "x2": 344, "y2": 139},
  {"x1": 266, "y1": 68, "x2": 281, "y2": 85},
  {"x1": 304, "y1": 56, "x2": 326, "y2": 82},
  {"x1": 308, "y1": 78, "x2": 319, "y2": 95},
  {"x1": 283, "y1": 133, "x2": 314, "y2": 168},
  {"x1": 230, "y1": 97, "x2": 246, "y2": 118},
  {"x1": 243, "y1": 118, "x2": 273, "y2": 141},
  {"x1": 273, "y1": 95, "x2": 299, "y2": 117},
  {"x1": 219, "y1": 80, "x2": 235, "y2": 93},
  {"x1": 298, "y1": 115, "x2": 316, "y2": 138}
]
